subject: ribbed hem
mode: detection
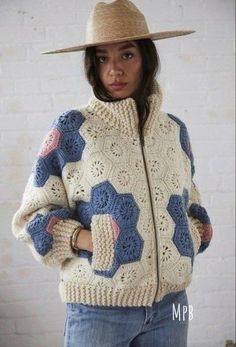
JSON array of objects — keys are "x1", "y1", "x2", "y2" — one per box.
[{"x1": 59, "y1": 281, "x2": 156, "y2": 307}]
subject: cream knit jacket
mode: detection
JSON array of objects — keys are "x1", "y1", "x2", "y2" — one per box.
[{"x1": 12, "y1": 82, "x2": 213, "y2": 307}]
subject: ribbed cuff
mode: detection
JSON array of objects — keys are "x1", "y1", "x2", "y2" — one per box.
[
  {"x1": 45, "y1": 218, "x2": 83, "y2": 265},
  {"x1": 91, "y1": 214, "x2": 115, "y2": 271}
]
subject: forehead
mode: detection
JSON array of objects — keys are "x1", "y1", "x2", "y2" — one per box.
[{"x1": 95, "y1": 41, "x2": 139, "y2": 53}]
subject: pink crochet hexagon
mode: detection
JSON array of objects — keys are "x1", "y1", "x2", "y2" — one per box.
[
  {"x1": 46, "y1": 216, "x2": 60, "y2": 234},
  {"x1": 39, "y1": 128, "x2": 61, "y2": 157},
  {"x1": 111, "y1": 217, "x2": 121, "y2": 242}
]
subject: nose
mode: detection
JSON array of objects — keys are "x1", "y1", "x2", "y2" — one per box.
[
  {"x1": 108, "y1": 60, "x2": 123, "y2": 76},
  {"x1": 109, "y1": 68, "x2": 123, "y2": 76}
]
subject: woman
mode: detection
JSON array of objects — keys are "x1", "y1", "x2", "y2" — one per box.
[{"x1": 12, "y1": 0, "x2": 213, "y2": 346}]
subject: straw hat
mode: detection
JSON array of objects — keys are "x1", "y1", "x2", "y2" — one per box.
[{"x1": 41, "y1": 0, "x2": 195, "y2": 54}]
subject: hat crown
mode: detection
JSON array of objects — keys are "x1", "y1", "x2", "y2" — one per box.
[
  {"x1": 86, "y1": 0, "x2": 149, "y2": 45},
  {"x1": 41, "y1": 0, "x2": 195, "y2": 54}
]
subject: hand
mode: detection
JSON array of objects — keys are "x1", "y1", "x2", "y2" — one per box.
[{"x1": 76, "y1": 228, "x2": 93, "y2": 252}]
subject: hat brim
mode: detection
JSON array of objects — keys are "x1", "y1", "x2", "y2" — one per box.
[{"x1": 41, "y1": 30, "x2": 195, "y2": 54}]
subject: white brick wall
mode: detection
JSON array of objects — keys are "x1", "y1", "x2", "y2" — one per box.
[{"x1": 0, "y1": 1, "x2": 235, "y2": 346}]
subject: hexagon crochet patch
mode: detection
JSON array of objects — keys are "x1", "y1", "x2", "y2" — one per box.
[
  {"x1": 76, "y1": 180, "x2": 144, "y2": 278},
  {"x1": 33, "y1": 110, "x2": 85, "y2": 187},
  {"x1": 26, "y1": 209, "x2": 73, "y2": 256},
  {"x1": 167, "y1": 189, "x2": 194, "y2": 262}
]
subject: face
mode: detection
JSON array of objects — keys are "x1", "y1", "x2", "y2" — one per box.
[{"x1": 95, "y1": 41, "x2": 143, "y2": 100}]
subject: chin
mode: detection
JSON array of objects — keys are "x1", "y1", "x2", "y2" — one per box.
[{"x1": 111, "y1": 91, "x2": 132, "y2": 99}]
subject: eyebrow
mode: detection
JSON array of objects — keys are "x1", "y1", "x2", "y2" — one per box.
[{"x1": 96, "y1": 42, "x2": 137, "y2": 54}]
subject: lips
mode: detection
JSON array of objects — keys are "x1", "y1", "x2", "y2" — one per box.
[{"x1": 109, "y1": 83, "x2": 127, "y2": 91}]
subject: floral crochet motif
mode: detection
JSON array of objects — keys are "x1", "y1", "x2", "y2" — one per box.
[
  {"x1": 167, "y1": 189, "x2": 194, "y2": 261},
  {"x1": 26, "y1": 209, "x2": 73, "y2": 256},
  {"x1": 33, "y1": 110, "x2": 85, "y2": 187},
  {"x1": 76, "y1": 180, "x2": 143, "y2": 278}
]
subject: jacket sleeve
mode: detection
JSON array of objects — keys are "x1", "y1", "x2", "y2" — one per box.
[
  {"x1": 12, "y1": 110, "x2": 85, "y2": 267},
  {"x1": 185, "y1": 125, "x2": 213, "y2": 254}
]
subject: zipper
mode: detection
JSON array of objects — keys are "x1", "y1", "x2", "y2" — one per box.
[{"x1": 139, "y1": 129, "x2": 160, "y2": 302}]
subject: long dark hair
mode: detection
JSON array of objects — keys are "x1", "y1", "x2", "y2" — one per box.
[{"x1": 84, "y1": 39, "x2": 160, "y2": 129}]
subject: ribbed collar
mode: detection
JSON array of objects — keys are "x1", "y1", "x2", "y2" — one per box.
[{"x1": 87, "y1": 80, "x2": 163, "y2": 138}]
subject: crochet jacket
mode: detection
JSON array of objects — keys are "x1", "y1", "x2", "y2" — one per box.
[{"x1": 12, "y1": 82, "x2": 213, "y2": 307}]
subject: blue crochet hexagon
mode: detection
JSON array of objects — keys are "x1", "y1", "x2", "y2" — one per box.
[
  {"x1": 27, "y1": 213, "x2": 53, "y2": 256},
  {"x1": 167, "y1": 114, "x2": 195, "y2": 177},
  {"x1": 53, "y1": 110, "x2": 85, "y2": 133},
  {"x1": 60, "y1": 131, "x2": 86, "y2": 162},
  {"x1": 182, "y1": 188, "x2": 189, "y2": 210},
  {"x1": 27, "y1": 209, "x2": 73, "y2": 256},
  {"x1": 75, "y1": 180, "x2": 142, "y2": 278},
  {"x1": 167, "y1": 194, "x2": 188, "y2": 226},
  {"x1": 167, "y1": 190, "x2": 194, "y2": 260},
  {"x1": 91, "y1": 180, "x2": 117, "y2": 214},
  {"x1": 33, "y1": 157, "x2": 50, "y2": 187},
  {"x1": 52, "y1": 209, "x2": 72, "y2": 220},
  {"x1": 116, "y1": 228, "x2": 144, "y2": 264},
  {"x1": 44, "y1": 150, "x2": 65, "y2": 177},
  {"x1": 112, "y1": 194, "x2": 140, "y2": 228},
  {"x1": 33, "y1": 111, "x2": 85, "y2": 188},
  {"x1": 32, "y1": 232, "x2": 53, "y2": 256},
  {"x1": 173, "y1": 225, "x2": 194, "y2": 258},
  {"x1": 27, "y1": 213, "x2": 45, "y2": 235}
]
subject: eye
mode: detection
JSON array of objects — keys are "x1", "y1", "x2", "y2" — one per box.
[
  {"x1": 122, "y1": 52, "x2": 134, "y2": 60},
  {"x1": 97, "y1": 56, "x2": 107, "y2": 64}
]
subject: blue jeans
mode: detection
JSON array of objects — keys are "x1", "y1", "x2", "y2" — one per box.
[{"x1": 64, "y1": 290, "x2": 189, "y2": 347}]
